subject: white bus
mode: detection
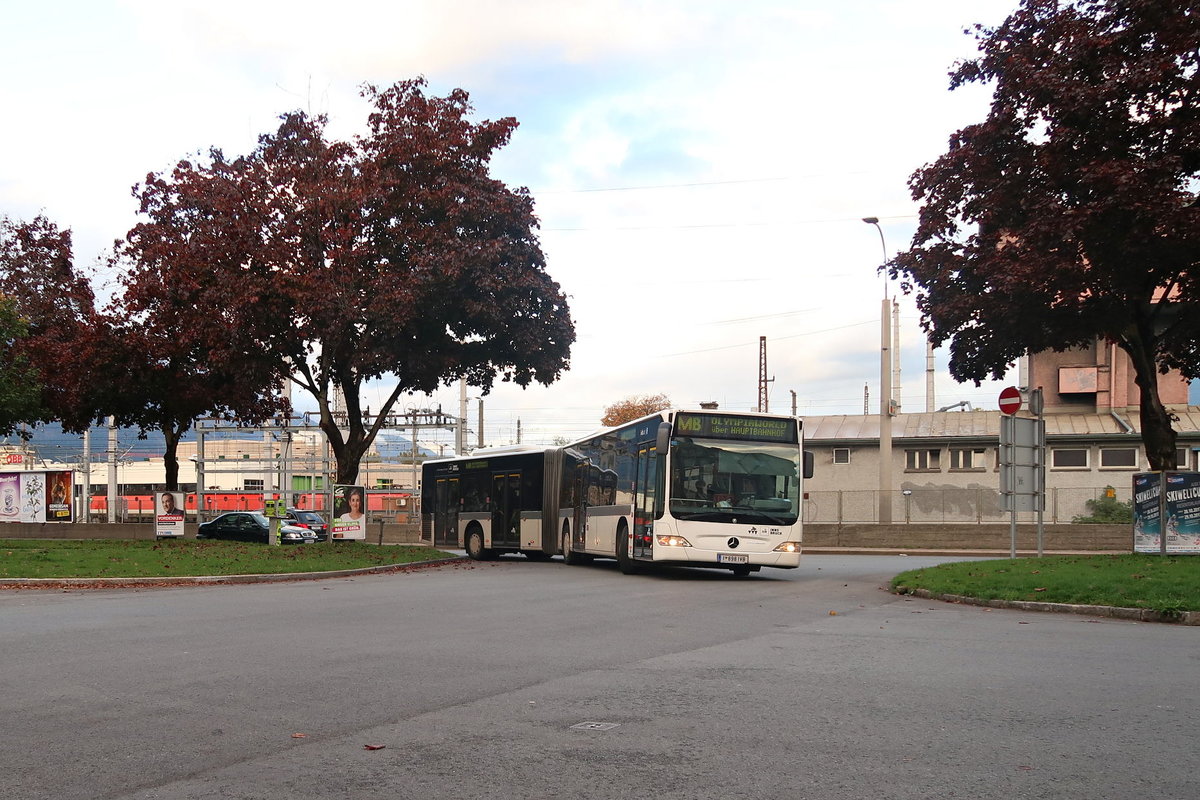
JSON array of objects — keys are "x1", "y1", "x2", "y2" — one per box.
[{"x1": 421, "y1": 408, "x2": 812, "y2": 576}]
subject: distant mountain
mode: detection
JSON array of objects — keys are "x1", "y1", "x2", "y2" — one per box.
[
  {"x1": 1, "y1": 422, "x2": 190, "y2": 462},
  {"x1": 373, "y1": 429, "x2": 441, "y2": 459}
]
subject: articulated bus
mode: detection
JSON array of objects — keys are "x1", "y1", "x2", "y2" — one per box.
[{"x1": 421, "y1": 408, "x2": 813, "y2": 576}]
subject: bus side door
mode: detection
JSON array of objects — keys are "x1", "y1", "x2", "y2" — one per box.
[
  {"x1": 632, "y1": 443, "x2": 657, "y2": 558},
  {"x1": 491, "y1": 472, "x2": 521, "y2": 549},
  {"x1": 572, "y1": 460, "x2": 587, "y2": 548},
  {"x1": 433, "y1": 477, "x2": 459, "y2": 547}
]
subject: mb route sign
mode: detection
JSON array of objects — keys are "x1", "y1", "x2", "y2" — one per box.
[{"x1": 998, "y1": 386, "x2": 1022, "y2": 415}]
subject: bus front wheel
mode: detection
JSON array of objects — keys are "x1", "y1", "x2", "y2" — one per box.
[
  {"x1": 615, "y1": 525, "x2": 640, "y2": 575},
  {"x1": 465, "y1": 527, "x2": 492, "y2": 561}
]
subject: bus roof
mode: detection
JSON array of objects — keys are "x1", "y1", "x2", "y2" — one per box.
[
  {"x1": 429, "y1": 444, "x2": 557, "y2": 462},
  {"x1": 569, "y1": 407, "x2": 799, "y2": 446}
]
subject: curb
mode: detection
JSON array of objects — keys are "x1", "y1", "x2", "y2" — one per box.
[
  {"x1": 803, "y1": 547, "x2": 1129, "y2": 557},
  {"x1": 0, "y1": 555, "x2": 470, "y2": 590},
  {"x1": 895, "y1": 587, "x2": 1200, "y2": 626}
]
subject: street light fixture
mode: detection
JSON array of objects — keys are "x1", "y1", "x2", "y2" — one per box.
[
  {"x1": 862, "y1": 217, "x2": 887, "y2": 297},
  {"x1": 863, "y1": 216, "x2": 894, "y2": 524}
]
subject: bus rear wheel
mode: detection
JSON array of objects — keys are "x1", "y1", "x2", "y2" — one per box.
[{"x1": 561, "y1": 524, "x2": 588, "y2": 566}]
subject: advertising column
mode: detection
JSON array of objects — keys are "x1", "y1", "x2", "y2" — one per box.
[{"x1": 264, "y1": 498, "x2": 286, "y2": 546}]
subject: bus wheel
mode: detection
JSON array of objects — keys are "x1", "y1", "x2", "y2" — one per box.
[
  {"x1": 615, "y1": 525, "x2": 640, "y2": 575},
  {"x1": 465, "y1": 527, "x2": 491, "y2": 561}
]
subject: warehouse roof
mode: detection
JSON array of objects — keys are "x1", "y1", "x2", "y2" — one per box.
[{"x1": 802, "y1": 408, "x2": 1200, "y2": 443}]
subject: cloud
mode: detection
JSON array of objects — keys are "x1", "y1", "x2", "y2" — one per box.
[{"x1": 4, "y1": 0, "x2": 1025, "y2": 447}]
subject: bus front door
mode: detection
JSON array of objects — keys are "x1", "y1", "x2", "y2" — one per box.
[
  {"x1": 632, "y1": 444, "x2": 657, "y2": 558},
  {"x1": 433, "y1": 477, "x2": 459, "y2": 547},
  {"x1": 491, "y1": 472, "x2": 521, "y2": 549}
]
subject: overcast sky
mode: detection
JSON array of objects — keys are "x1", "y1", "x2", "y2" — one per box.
[{"x1": 2, "y1": 0, "x2": 1029, "y2": 447}]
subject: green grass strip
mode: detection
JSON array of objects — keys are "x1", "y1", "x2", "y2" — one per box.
[
  {"x1": 892, "y1": 554, "x2": 1200, "y2": 615},
  {"x1": 0, "y1": 539, "x2": 456, "y2": 579}
]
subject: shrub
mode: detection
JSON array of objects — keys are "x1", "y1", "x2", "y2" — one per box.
[{"x1": 1072, "y1": 488, "x2": 1133, "y2": 524}]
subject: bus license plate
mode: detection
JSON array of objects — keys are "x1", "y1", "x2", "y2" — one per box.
[{"x1": 718, "y1": 554, "x2": 749, "y2": 564}]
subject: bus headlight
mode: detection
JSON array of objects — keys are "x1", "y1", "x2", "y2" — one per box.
[
  {"x1": 656, "y1": 535, "x2": 693, "y2": 548},
  {"x1": 773, "y1": 541, "x2": 801, "y2": 553}
]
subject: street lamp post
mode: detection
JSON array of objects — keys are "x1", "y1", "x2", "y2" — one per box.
[{"x1": 863, "y1": 217, "x2": 894, "y2": 524}]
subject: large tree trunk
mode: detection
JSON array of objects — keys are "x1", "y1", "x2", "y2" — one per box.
[
  {"x1": 1123, "y1": 336, "x2": 1178, "y2": 471},
  {"x1": 319, "y1": 414, "x2": 367, "y2": 485},
  {"x1": 331, "y1": 437, "x2": 368, "y2": 485},
  {"x1": 163, "y1": 425, "x2": 181, "y2": 490},
  {"x1": 1135, "y1": 379, "x2": 1178, "y2": 471}
]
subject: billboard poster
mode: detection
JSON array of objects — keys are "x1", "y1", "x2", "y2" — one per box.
[
  {"x1": 1133, "y1": 472, "x2": 1162, "y2": 553},
  {"x1": 1133, "y1": 472, "x2": 1200, "y2": 554},
  {"x1": 17, "y1": 472, "x2": 44, "y2": 522},
  {"x1": 331, "y1": 484, "x2": 367, "y2": 540},
  {"x1": 0, "y1": 471, "x2": 75, "y2": 523},
  {"x1": 46, "y1": 471, "x2": 73, "y2": 522},
  {"x1": 0, "y1": 473, "x2": 20, "y2": 521},
  {"x1": 155, "y1": 491, "x2": 186, "y2": 538},
  {"x1": 1163, "y1": 472, "x2": 1200, "y2": 554}
]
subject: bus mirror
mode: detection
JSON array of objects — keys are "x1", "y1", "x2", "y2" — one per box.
[
  {"x1": 803, "y1": 450, "x2": 814, "y2": 479},
  {"x1": 656, "y1": 422, "x2": 672, "y2": 453}
]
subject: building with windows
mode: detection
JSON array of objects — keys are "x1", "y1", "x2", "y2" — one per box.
[{"x1": 802, "y1": 343, "x2": 1200, "y2": 525}]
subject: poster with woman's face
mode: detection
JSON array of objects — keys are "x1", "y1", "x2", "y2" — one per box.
[{"x1": 331, "y1": 484, "x2": 367, "y2": 540}]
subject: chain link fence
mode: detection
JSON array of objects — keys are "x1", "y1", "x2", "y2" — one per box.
[{"x1": 803, "y1": 485, "x2": 1131, "y2": 525}]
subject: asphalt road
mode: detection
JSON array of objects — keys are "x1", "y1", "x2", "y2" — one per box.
[{"x1": 2, "y1": 554, "x2": 1197, "y2": 800}]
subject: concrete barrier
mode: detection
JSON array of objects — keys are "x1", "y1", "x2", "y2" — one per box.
[{"x1": 802, "y1": 523, "x2": 1130, "y2": 553}]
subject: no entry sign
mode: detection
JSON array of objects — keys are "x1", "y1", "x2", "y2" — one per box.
[{"x1": 998, "y1": 386, "x2": 1022, "y2": 415}]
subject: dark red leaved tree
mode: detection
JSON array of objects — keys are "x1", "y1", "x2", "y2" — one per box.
[
  {"x1": 126, "y1": 78, "x2": 574, "y2": 484},
  {"x1": 0, "y1": 216, "x2": 102, "y2": 432},
  {"x1": 0, "y1": 296, "x2": 43, "y2": 435},
  {"x1": 86, "y1": 305, "x2": 290, "y2": 491},
  {"x1": 890, "y1": 0, "x2": 1200, "y2": 470}
]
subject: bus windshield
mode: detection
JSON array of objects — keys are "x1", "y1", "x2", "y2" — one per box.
[{"x1": 668, "y1": 437, "x2": 801, "y2": 525}]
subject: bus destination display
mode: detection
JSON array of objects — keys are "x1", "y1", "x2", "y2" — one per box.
[{"x1": 674, "y1": 413, "x2": 796, "y2": 443}]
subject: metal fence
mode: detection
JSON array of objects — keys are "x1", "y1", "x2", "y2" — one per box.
[{"x1": 803, "y1": 486, "x2": 1131, "y2": 525}]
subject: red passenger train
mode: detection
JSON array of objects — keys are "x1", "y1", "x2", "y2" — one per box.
[{"x1": 87, "y1": 491, "x2": 414, "y2": 518}]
